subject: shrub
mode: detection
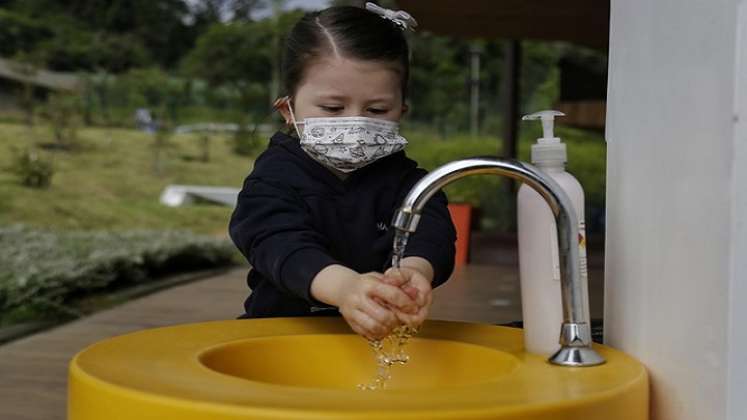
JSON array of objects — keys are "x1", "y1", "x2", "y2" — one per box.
[
  {"x1": 404, "y1": 126, "x2": 606, "y2": 231},
  {"x1": 233, "y1": 121, "x2": 264, "y2": 157},
  {"x1": 39, "y1": 93, "x2": 82, "y2": 149},
  {"x1": 9, "y1": 148, "x2": 54, "y2": 188},
  {"x1": 0, "y1": 225, "x2": 237, "y2": 324}
]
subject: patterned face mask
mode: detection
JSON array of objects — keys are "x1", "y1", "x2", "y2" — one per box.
[{"x1": 288, "y1": 104, "x2": 408, "y2": 173}]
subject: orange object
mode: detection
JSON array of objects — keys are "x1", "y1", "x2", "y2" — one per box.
[{"x1": 447, "y1": 203, "x2": 472, "y2": 267}]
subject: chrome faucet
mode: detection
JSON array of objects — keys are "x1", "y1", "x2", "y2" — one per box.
[{"x1": 392, "y1": 157, "x2": 605, "y2": 367}]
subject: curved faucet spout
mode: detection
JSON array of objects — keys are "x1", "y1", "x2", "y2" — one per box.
[{"x1": 392, "y1": 157, "x2": 605, "y2": 367}]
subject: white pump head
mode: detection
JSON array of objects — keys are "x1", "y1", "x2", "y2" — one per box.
[{"x1": 522, "y1": 110, "x2": 567, "y2": 165}]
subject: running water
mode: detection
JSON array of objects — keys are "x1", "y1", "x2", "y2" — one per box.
[
  {"x1": 390, "y1": 230, "x2": 410, "y2": 269},
  {"x1": 357, "y1": 324, "x2": 419, "y2": 390},
  {"x1": 358, "y1": 229, "x2": 418, "y2": 391}
]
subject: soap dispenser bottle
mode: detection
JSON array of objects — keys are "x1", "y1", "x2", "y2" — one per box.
[{"x1": 517, "y1": 110, "x2": 590, "y2": 356}]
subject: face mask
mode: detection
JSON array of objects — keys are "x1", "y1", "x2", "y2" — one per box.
[{"x1": 287, "y1": 102, "x2": 408, "y2": 173}]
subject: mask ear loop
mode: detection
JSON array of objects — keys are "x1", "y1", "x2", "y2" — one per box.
[
  {"x1": 287, "y1": 101, "x2": 302, "y2": 139},
  {"x1": 273, "y1": 96, "x2": 302, "y2": 138}
]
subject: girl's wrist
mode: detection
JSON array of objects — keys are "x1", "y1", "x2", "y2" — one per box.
[{"x1": 310, "y1": 264, "x2": 359, "y2": 306}]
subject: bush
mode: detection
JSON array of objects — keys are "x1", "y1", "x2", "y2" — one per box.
[
  {"x1": 39, "y1": 93, "x2": 82, "y2": 149},
  {"x1": 0, "y1": 225, "x2": 237, "y2": 325},
  {"x1": 9, "y1": 148, "x2": 54, "y2": 188},
  {"x1": 233, "y1": 121, "x2": 264, "y2": 157},
  {"x1": 404, "y1": 125, "x2": 606, "y2": 231}
]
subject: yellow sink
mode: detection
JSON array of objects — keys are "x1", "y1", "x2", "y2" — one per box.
[{"x1": 68, "y1": 318, "x2": 648, "y2": 419}]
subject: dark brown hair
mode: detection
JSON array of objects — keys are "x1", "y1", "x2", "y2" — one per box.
[{"x1": 281, "y1": 6, "x2": 410, "y2": 100}]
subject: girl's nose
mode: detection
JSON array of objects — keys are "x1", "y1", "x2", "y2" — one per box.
[{"x1": 342, "y1": 110, "x2": 364, "y2": 118}]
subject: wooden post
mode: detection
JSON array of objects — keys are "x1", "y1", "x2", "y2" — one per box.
[
  {"x1": 501, "y1": 39, "x2": 522, "y2": 209},
  {"x1": 470, "y1": 42, "x2": 482, "y2": 138},
  {"x1": 502, "y1": 40, "x2": 521, "y2": 159}
]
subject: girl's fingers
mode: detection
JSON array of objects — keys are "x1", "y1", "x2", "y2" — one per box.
[
  {"x1": 369, "y1": 283, "x2": 417, "y2": 313},
  {"x1": 402, "y1": 284, "x2": 419, "y2": 301},
  {"x1": 409, "y1": 276, "x2": 431, "y2": 306},
  {"x1": 392, "y1": 307, "x2": 426, "y2": 328},
  {"x1": 361, "y1": 297, "x2": 398, "y2": 329},
  {"x1": 382, "y1": 268, "x2": 409, "y2": 287},
  {"x1": 353, "y1": 309, "x2": 388, "y2": 340}
]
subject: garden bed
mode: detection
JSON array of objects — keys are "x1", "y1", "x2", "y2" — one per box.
[{"x1": 0, "y1": 225, "x2": 238, "y2": 328}]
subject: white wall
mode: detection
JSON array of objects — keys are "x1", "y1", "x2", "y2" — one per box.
[
  {"x1": 605, "y1": 0, "x2": 746, "y2": 419},
  {"x1": 727, "y1": 2, "x2": 747, "y2": 418}
]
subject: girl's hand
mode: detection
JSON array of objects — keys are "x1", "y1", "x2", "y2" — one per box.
[
  {"x1": 336, "y1": 272, "x2": 418, "y2": 340},
  {"x1": 382, "y1": 266, "x2": 433, "y2": 328}
]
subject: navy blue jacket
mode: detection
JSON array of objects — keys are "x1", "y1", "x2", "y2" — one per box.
[{"x1": 229, "y1": 131, "x2": 456, "y2": 318}]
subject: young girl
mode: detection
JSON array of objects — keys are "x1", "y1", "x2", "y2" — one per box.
[{"x1": 229, "y1": 3, "x2": 456, "y2": 340}]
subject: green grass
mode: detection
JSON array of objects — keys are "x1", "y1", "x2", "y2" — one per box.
[
  {"x1": 0, "y1": 122, "x2": 255, "y2": 235},
  {"x1": 0, "y1": 121, "x2": 606, "y2": 233}
]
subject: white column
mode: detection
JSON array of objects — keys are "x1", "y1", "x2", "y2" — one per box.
[
  {"x1": 604, "y1": 1, "x2": 747, "y2": 419},
  {"x1": 727, "y1": 2, "x2": 747, "y2": 418}
]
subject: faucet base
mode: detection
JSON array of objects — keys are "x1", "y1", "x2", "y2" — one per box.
[{"x1": 549, "y1": 346, "x2": 606, "y2": 367}]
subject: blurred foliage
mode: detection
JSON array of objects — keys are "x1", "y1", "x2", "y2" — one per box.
[
  {"x1": 0, "y1": 0, "x2": 607, "y2": 233},
  {"x1": 0, "y1": 9, "x2": 52, "y2": 57},
  {"x1": 0, "y1": 225, "x2": 236, "y2": 325},
  {"x1": 405, "y1": 124, "x2": 606, "y2": 232},
  {"x1": 1, "y1": 0, "x2": 201, "y2": 70},
  {"x1": 181, "y1": 20, "x2": 273, "y2": 113},
  {"x1": 0, "y1": 122, "x2": 253, "y2": 233},
  {"x1": 8, "y1": 147, "x2": 54, "y2": 188},
  {"x1": 0, "y1": 0, "x2": 607, "y2": 136},
  {"x1": 232, "y1": 118, "x2": 265, "y2": 156},
  {"x1": 39, "y1": 93, "x2": 83, "y2": 149}
]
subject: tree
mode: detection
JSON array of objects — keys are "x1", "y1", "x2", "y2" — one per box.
[
  {"x1": 187, "y1": 0, "x2": 266, "y2": 22},
  {"x1": 182, "y1": 21, "x2": 273, "y2": 114},
  {"x1": 3, "y1": 0, "x2": 202, "y2": 70},
  {"x1": 409, "y1": 33, "x2": 471, "y2": 136}
]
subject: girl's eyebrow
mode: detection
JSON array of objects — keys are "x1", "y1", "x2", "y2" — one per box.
[
  {"x1": 312, "y1": 93, "x2": 396, "y2": 103},
  {"x1": 314, "y1": 93, "x2": 348, "y2": 101},
  {"x1": 366, "y1": 96, "x2": 396, "y2": 103}
]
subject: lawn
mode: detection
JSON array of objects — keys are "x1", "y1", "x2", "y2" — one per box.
[
  {"x1": 0, "y1": 122, "x2": 254, "y2": 235},
  {"x1": 0, "y1": 122, "x2": 606, "y2": 233}
]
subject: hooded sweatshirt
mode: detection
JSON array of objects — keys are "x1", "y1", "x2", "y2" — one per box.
[{"x1": 229, "y1": 131, "x2": 456, "y2": 318}]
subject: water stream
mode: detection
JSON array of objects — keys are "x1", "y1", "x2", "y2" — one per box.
[{"x1": 358, "y1": 230, "x2": 418, "y2": 390}]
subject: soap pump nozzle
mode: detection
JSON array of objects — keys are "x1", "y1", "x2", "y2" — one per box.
[
  {"x1": 522, "y1": 110, "x2": 567, "y2": 165},
  {"x1": 522, "y1": 110, "x2": 565, "y2": 143}
]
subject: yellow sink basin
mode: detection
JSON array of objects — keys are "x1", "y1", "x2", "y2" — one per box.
[
  {"x1": 200, "y1": 334, "x2": 520, "y2": 390},
  {"x1": 68, "y1": 318, "x2": 648, "y2": 420}
]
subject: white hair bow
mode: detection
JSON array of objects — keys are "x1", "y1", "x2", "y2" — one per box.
[{"x1": 365, "y1": 2, "x2": 418, "y2": 31}]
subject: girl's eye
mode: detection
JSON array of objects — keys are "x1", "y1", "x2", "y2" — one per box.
[
  {"x1": 368, "y1": 108, "x2": 388, "y2": 114},
  {"x1": 320, "y1": 105, "x2": 343, "y2": 112}
]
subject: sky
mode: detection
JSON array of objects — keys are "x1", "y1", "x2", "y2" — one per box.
[
  {"x1": 286, "y1": 0, "x2": 329, "y2": 10},
  {"x1": 253, "y1": 0, "x2": 330, "y2": 18}
]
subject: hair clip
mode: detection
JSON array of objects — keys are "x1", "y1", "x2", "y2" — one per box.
[{"x1": 365, "y1": 2, "x2": 418, "y2": 32}]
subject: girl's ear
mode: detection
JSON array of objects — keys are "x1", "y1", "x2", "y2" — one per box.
[
  {"x1": 401, "y1": 103, "x2": 409, "y2": 115},
  {"x1": 273, "y1": 96, "x2": 292, "y2": 124}
]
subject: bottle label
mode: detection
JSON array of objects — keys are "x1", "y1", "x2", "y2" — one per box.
[
  {"x1": 552, "y1": 221, "x2": 588, "y2": 282},
  {"x1": 579, "y1": 221, "x2": 588, "y2": 282}
]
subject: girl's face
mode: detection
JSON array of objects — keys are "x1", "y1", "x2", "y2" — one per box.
[{"x1": 279, "y1": 56, "x2": 407, "y2": 125}]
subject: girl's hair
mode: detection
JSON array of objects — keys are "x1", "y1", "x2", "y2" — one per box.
[{"x1": 281, "y1": 5, "x2": 410, "y2": 100}]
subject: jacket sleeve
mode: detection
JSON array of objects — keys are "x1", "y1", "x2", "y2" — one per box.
[
  {"x1": 229, "y1": 177, "x2": 339, "y2": 304},
  {"x1": 395, "y1": 170, "x2": 457, "y2": 288}
]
